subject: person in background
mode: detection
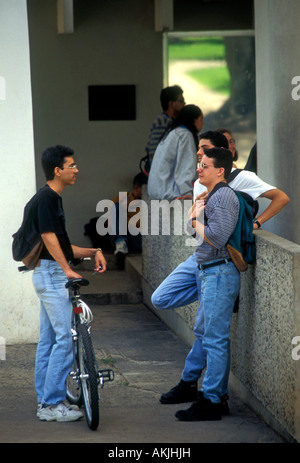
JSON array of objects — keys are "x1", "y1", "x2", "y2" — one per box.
[
  {"x1": 109, "y1": 173, "x2": 146, "y2": 270},
  {"x1": 244, "y1": 142, "x2": 257, "y2": 173},
  {"x1": 145, "y1": 85, "x2": 185, "y2": 160},
  {"x1": 215, "y1": 128, "x2": 238, "y2": 167},
  {"x1": 147, "y1": 104, "x2": 204, "y2": 201}
]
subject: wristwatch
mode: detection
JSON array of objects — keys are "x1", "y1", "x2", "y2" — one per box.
[
  {"x1": 253, "y1": 219, "x2": 261, "y2": 229},
  {"x1": 93, "y1": 248, "x2": 103, "y2": 256}
]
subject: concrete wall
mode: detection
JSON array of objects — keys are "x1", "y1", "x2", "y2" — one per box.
[
  {"x1": 0, "y1": 0, "x2": 40, "y2": 344},
  {"x1": 142, "y1": 190, "x2": 300, "y2": 442},
  {"x1": 230, "y1": 231, "x2": 300, "y2": 442},
  {"x1": 254, "y1": 0, "x2": 300, "y2": 244}
]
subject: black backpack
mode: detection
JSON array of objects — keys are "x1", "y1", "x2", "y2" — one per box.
[{"x1": 139, "y1": 148, "x2": 151, "y2": 183}]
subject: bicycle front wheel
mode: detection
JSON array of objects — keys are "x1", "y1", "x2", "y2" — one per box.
[
  {"x1": 78, "y1": 323, "x2": 99, "y2": 430},
  {"x1": 66, "y1": 331, "x2": 83, "y2": 407}
]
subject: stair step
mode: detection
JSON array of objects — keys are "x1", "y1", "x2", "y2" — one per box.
[{"x1": 78, "y1": 264, "x2": 143, "y2": 305}]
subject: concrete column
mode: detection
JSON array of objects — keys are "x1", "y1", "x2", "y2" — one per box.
[
  {"x1": 255, "y1": 0, "x2": 300, "y2": 243},
  {"x1": 0, "y1": 0, "x2": 39, "y2": 344}
]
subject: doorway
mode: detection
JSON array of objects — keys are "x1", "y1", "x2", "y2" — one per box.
[{"x1": 164, "y1": 31, "x2": 256, "y2": 168}]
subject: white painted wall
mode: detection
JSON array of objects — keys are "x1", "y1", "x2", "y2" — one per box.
[{"x1": 0, "y1": 0, "x2": 40, "y2": 344}]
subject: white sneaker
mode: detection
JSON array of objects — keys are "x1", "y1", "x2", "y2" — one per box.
[
  {"x1": 114, "y1": 240, "x2": 128, "y2": 255},
  {"x1": 37, "y1": 400, "x2": 80, "y2": 418},
  {"x1": 38, "y1": 402, "x2": 83, "y2": 422}
]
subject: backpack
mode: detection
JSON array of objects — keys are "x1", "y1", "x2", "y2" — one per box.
[
  {"x1": 226, "y1": 189, "x2": 256, "y2": 272},
  {"x1": 12, "y1": 226, "x2": 43, "y2": 270},
  {"x1": 139, "y1": 148, "x2": 151, "y2": 183},
  {"x1": 12, "y1": 194, "x2": 44, "y2": 270},
  {"x1": 228, "y1": 169, "x2": 259, "y2": 217},
  {"x1": 205, "y1": 182, "x2": 256, "y2": 273}
]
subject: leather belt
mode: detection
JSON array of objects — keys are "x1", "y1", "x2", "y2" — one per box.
[{"x1": 198, "y1": 258, "x2": 232, "y2": 271}]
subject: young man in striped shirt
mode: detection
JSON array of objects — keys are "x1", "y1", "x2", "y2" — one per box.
[
  {"x1": 145, "y1": 85, "x2": 185, "y2": 159},
  {"x1": 174, "y1": 147, "x2": 240, "y2": 421}
]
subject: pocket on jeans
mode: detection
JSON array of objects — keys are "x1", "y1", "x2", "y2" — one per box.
[
  {"x1": 32, "y1": 271, "x2": 46, "y2": 295},
  {"x1": 50, "y1": 266, "x2": 68, "y2": 291}
]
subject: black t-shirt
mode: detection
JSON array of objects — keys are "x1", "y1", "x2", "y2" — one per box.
[{"x1": 21, "y1": 184, "x2": 74, "y2": 262}]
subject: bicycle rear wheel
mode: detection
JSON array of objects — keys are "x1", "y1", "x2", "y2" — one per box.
[{"x1": 78, "y1": 323, "x2": 99, "y2": 430}]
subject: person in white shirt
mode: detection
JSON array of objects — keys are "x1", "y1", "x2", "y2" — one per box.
[{"x1": 194, "y1": 131, "x2": 289, "y2": 229}]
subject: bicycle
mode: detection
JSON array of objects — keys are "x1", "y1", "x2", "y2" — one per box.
[{"x1": 65, "y1": 277, "x2": 114, "y2": 430}]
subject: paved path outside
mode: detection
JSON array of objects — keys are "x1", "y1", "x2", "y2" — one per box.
[{"x1": 0, "y1": 271, "x2": 286, "y2": 444}]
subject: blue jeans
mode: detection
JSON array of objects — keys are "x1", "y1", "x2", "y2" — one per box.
[
  {"x1": 32, "y1": 260, "x2": 73, "y2": 405},
  {"x1": 198, "y1": 261, "x2": 240, "y2": 403},
  {"x1": 151, "y1": 253, "x2": 240, "y2": 402}
]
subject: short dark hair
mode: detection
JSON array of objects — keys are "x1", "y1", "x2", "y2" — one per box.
[
  {"x1": 204, "y1": 147, "x2": 233, "y2": 180},
  {"x1": 41, "y1": 145, "x2": 74, "y2": 181},
  {"x1": 199, "y1": 130, "x2": 229, "y2": 149},
  {"x1": 160, "y1": 85, "x2": 183, "y2": 110}
]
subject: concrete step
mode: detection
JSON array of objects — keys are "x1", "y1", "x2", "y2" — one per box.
[{"x1": 75, "y1": 254, "x2": 143, "y2": 305}]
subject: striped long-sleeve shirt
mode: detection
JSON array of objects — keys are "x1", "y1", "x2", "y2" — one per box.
[
  {"x1": 195, "y1": 185, "x2": 239, "y2": 264},
  {"x1": 145, "y1": 113, "x2": 173, "y2": 158}
]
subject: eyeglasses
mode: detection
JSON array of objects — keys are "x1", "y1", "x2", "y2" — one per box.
[
  {"x1": 176, "y1": 98, "x2": 185, "y2": 104},
  {"x1": 197, "y1": 162, "x2": 215, "y2": 169},
  {"x1": 61, "y1": 164, "x2": 78, "y2": 171}
]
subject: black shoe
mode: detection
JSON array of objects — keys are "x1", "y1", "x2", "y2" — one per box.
[
  {"x1": 197, "y1": 391, "x2": 229, "y2": 415},
  {"x1": 159, "y1": 380, "x2": 198, "y2": 404},
  {"x1": 175, "y1": 396, "x2": 222, "y2": 421}
]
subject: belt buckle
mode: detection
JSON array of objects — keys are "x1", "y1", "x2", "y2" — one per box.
[{"x1": 199, "y1": 259, "x2": 229, "y2": 271}]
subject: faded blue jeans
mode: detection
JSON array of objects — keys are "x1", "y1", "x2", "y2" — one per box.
[
  {"x1": 151, "y1": 253, "x2": 240, "y2": 402},
  {"x1": 32, "y1": 260, "x2": 73, "y2": 405}
]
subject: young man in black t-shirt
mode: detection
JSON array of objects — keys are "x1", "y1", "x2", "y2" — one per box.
[{"x1": 25, "y1": 145, "x2": 106, "y2": 422}]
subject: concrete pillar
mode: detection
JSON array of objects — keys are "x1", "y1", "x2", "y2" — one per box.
[
  {"x1": 255, "y1": 0, "x2": 300, "y2": 243},
  {"x1": 0, "y1": 0, "x2": 39, "y2": 344}
]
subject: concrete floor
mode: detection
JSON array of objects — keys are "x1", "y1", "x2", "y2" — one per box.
[{"x1": 0, "y1": 266, "x2": 286, "y2": 444}]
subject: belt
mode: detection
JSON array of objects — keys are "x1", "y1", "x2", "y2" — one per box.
[{"x1": 198, "y1": 258, "x2": 232, "y2": 271}]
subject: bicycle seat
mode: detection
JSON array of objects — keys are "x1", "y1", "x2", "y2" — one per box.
[{"x1": 65, "y1": 278, "x2": 90, "y2": 289}]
